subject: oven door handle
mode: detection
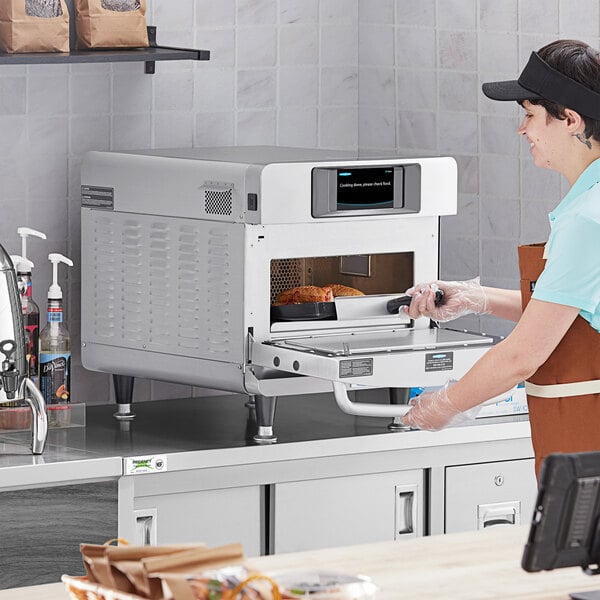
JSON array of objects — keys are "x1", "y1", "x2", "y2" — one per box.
[
  {"x1": 332, "y1": 381, "x2": 516, "y2": 418},
  {"x1": 332, "y1": 381, "x2": 411, "y2": 418}
]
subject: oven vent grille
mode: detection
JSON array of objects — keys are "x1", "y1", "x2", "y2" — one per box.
[
  {"x1": 204, "y1": 188, "x2": 233, "y2": 216},
  {"x1": 85, "y1": 213, "x2": 234, "y2": 359},
  {"x1": 270, "y1": 258, "x2": 306, "y2": 303}
]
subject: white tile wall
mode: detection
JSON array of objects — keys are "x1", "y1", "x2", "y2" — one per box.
[
  {"x1": 439, "y1": 72, "x2": 478, "y2": 112},
  {"x1": 519, "y1": 0, "x2": 559, "y2": 34},
  {"x1": 196, "y1": 0, "x2": 236, "y2": 27},
  {"x1": 279, "y1": 0, "x2": 319, "y2": 25},
  {"x1": 438, "y1": 0, "x2": 477, "y2": 30},
  {"x1": 360, "y1": 0, "x2": 600, "y2": 337},
  {"x1": 480, "y1": 0, "x2": 518, "y2": 31},
  {"x1": 0, "y1": 0, "x2": 597, "y2": 403}
]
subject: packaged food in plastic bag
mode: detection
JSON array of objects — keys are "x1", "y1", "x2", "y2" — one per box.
[
  {"x1": 183, "y1": 566, "x2": 276, "y2": 599},
  {"x1": 272, "y1": 571, "x2": 378, "y2": 599}
]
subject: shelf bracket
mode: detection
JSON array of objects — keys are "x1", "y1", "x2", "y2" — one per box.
[{"x1": 145, "y1": 26, "x2": 158, "y2": 75}]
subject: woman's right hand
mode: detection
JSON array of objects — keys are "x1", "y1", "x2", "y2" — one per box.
[{"x1": 403, "y1": 278, "x2": 489, "y2": 322}]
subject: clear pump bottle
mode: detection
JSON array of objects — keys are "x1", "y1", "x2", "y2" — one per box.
[{"x1": 39, "y1": 254, "x2": 73, "y2": 412}]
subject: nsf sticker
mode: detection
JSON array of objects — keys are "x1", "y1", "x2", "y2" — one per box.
[{"x1": 125, "y1": 455, "x2": 168, "y2": 475}]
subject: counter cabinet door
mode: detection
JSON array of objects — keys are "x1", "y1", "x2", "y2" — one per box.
[
  {"x1": 0, "y1": 480, "x2": 118, "y2": 590},
  {"x1": 444, "y1": 458, "x2": 537, "y2": 534},
  {"x1": 126, "y1": 484, "x2": 263, "y2": 557},
  {"x1": 271, "y1": 469, "x2": 424, "y2": 554}
]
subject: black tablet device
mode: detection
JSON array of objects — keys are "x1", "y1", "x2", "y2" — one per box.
[{"x1": 522, "y1": 451, "x2": 600, "y2": 600}]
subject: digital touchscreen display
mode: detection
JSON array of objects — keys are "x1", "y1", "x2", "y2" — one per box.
[{"x1": 336, "y1": 168, "x2": 394, "y2": 210}]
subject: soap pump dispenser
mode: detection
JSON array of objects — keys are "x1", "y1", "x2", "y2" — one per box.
[
  {"x1": 15, "y1": 227, "x2": 47, "y2": 384},
  {"x1": 39, "y1": 253, "x2": 73, "y2": 407}
]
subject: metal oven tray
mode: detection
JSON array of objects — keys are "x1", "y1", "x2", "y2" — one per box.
[
  {"x1": 270, "y1": 327, "x2": 493, "y2": 356},
  {"x1": 250, "y1": 327, "x2": 496, "y2": 390}
]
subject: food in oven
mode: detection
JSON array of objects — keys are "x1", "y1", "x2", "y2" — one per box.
[
  {"x1": 274, "y1": 284, "x2": 365, "y2": 306},
  {"x1": 275, "y1": 285, "x2": 334, "y2": 305},
  {"x1": 271, "y1": 284, "x2": 367, "y2": 322},
  {"x1": 324, "y1": 284, "x2": 365, "y2": 297}
]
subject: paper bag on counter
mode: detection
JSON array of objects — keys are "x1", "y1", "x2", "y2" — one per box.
[
  {"x1": 74, "y1": 0, "x2": 148, "y2": 49},
  {"x1": 142, "y1": 543, "x2": 245, "y2": 575},
  {"x1": 0, "y1": 0, "x2": 70, "y2": 53},
  {"x1": 80, "y1": 542, "x2": 244, "y2": 599},
  {"x1": 80, "y1": 542, "x2": 204, "y2": 594},
  {"x1": 142, "y1": 543, "x2": 246, "y2": 599}
]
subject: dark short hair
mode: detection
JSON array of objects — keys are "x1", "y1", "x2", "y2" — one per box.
[{"x1": 527, "y1": 40, "x2": 600, "y2": 142}]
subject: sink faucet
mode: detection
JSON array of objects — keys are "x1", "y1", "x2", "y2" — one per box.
[{"x1": 0, "y1": 245, "x2": 47, "y2": 454}]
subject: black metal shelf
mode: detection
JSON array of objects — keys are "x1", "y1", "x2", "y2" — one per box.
[{"x1": 0, "y1": 26, "x2": 210, "y2": 74}]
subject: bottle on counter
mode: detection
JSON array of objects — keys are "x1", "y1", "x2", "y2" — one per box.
[
  {"x1": 39, "y1": 253, "x2": 74, "y2": 426},
  {"x1": 4, "y1": 254, "x2": 35, "y2": 415},
  {"x1": 15, "y1": 227, "x2": 47, "y2": 386}
]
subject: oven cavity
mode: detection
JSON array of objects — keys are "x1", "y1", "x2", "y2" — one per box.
[{"x1": 270, "y1": 252, "x2": 414, "y2": 322}]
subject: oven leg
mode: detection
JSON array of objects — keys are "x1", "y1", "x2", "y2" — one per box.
[
  {"x1": 113, "y1": 374, "x2": 136, "y2": 421},
  {"x1": 253, "y1": 394, "x2": 278, "y2": 444},
  {"x1": 388, "y1": 387, "x2": 411, "y2": 431}
]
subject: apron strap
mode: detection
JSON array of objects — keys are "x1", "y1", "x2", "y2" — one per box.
[{"x1": 525, "y1": 379, "x2": 600, "y2": 398}]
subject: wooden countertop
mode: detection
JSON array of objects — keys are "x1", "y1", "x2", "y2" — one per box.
[{"x1": 3, "y1": 526, "x2": 598, "y2": 600}]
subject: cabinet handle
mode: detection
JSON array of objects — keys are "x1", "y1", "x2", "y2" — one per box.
[
  {"x1": 395, "y1": 484, "x2": 419, "y2": 538},
  {"x1": 477, "y1": 501, "x2": 521, "y2": 529},
  {"x1": 136, "y1": 515, "x2": 154, "y2": 546}
]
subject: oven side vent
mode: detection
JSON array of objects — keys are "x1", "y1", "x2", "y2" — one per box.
[
  {"x1": 84, "y1": 213, "x2": 234, "y2": 360},
  {"x1": 204, "y1": 187, "x2": 233, "y2": 216},
  {"x1": 205, "y1": 228, "x2": 232, "y2": 355}
]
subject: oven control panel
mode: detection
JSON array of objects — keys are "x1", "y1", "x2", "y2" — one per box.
[{"x1": 311, "y1": 163, "x2": 421, "y2": 218}]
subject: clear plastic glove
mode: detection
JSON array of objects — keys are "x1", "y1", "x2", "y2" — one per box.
[
  {"x1": 401, "y1": 381, "x2": 480, "y2": 431},
  {"x1": 402, "y1": 277, "x2": 489, "y2": 322}
]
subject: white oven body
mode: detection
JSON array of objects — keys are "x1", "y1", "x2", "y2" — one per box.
[{"x1": 80, "y1": 147, "x2": 493, "y2": 405}]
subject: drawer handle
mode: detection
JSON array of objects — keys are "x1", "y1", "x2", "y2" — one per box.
[
  {"x1": 395, "y1": 484, "x2": 419, "y2": 538},
  {"x1": 136, "y1": 515, "x2": 153, "y2": 546},
  {"x1": 397, "y1": 491, "x2": 414, "y2": 534},
  {"x1": 477, "y1": 502, "x2": 521, "y2": 529}
]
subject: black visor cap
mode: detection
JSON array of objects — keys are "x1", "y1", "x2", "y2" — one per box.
[{"x1": 482, "y1": 51, "x2": 600, "y2": 120}]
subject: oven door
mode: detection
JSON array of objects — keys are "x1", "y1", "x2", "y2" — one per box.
[{"x1": 249, "y1": 328, "x2": 496, "y2": 417}]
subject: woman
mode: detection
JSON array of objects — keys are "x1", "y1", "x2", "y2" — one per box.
[{"x1": 401, "y1": 40, "x2": 600, "y2": 478}]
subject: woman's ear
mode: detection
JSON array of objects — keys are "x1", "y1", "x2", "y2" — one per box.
[
  {"x1": 564, "y1": 108, "x2": 585, "y2": 133},
  {"x1": 566, "y1": 109, "x2": 593, "y2": 149}
]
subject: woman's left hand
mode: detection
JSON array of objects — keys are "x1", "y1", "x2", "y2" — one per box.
[{"x1": 401, "y1": 385, "x2": 463, "y2": 431}]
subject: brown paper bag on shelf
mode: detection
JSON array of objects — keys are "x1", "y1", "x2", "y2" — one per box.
[
  {"x1": 0, "y1": 0, "x2": 70, "y2": 53},
  {"x1": 74, "y1": 0, "x2": 149, "y2": 49}
]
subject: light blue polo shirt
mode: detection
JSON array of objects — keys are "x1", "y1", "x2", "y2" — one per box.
[{"x1": 532, "y1": 157, "x2": 600, "y2": 333}]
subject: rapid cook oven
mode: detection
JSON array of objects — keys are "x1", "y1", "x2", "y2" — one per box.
[{"x1": 80, "y1": 146, "x2": 495, "y2": 441}]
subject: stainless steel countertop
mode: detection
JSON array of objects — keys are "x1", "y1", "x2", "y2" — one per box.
[{"x1": 0, "y1": 392, "x2": 532, "y2": 488}]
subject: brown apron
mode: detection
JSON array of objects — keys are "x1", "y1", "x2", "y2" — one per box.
[{"x1": 518, "y1": 243, "x2": 600, "y2": 479}]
